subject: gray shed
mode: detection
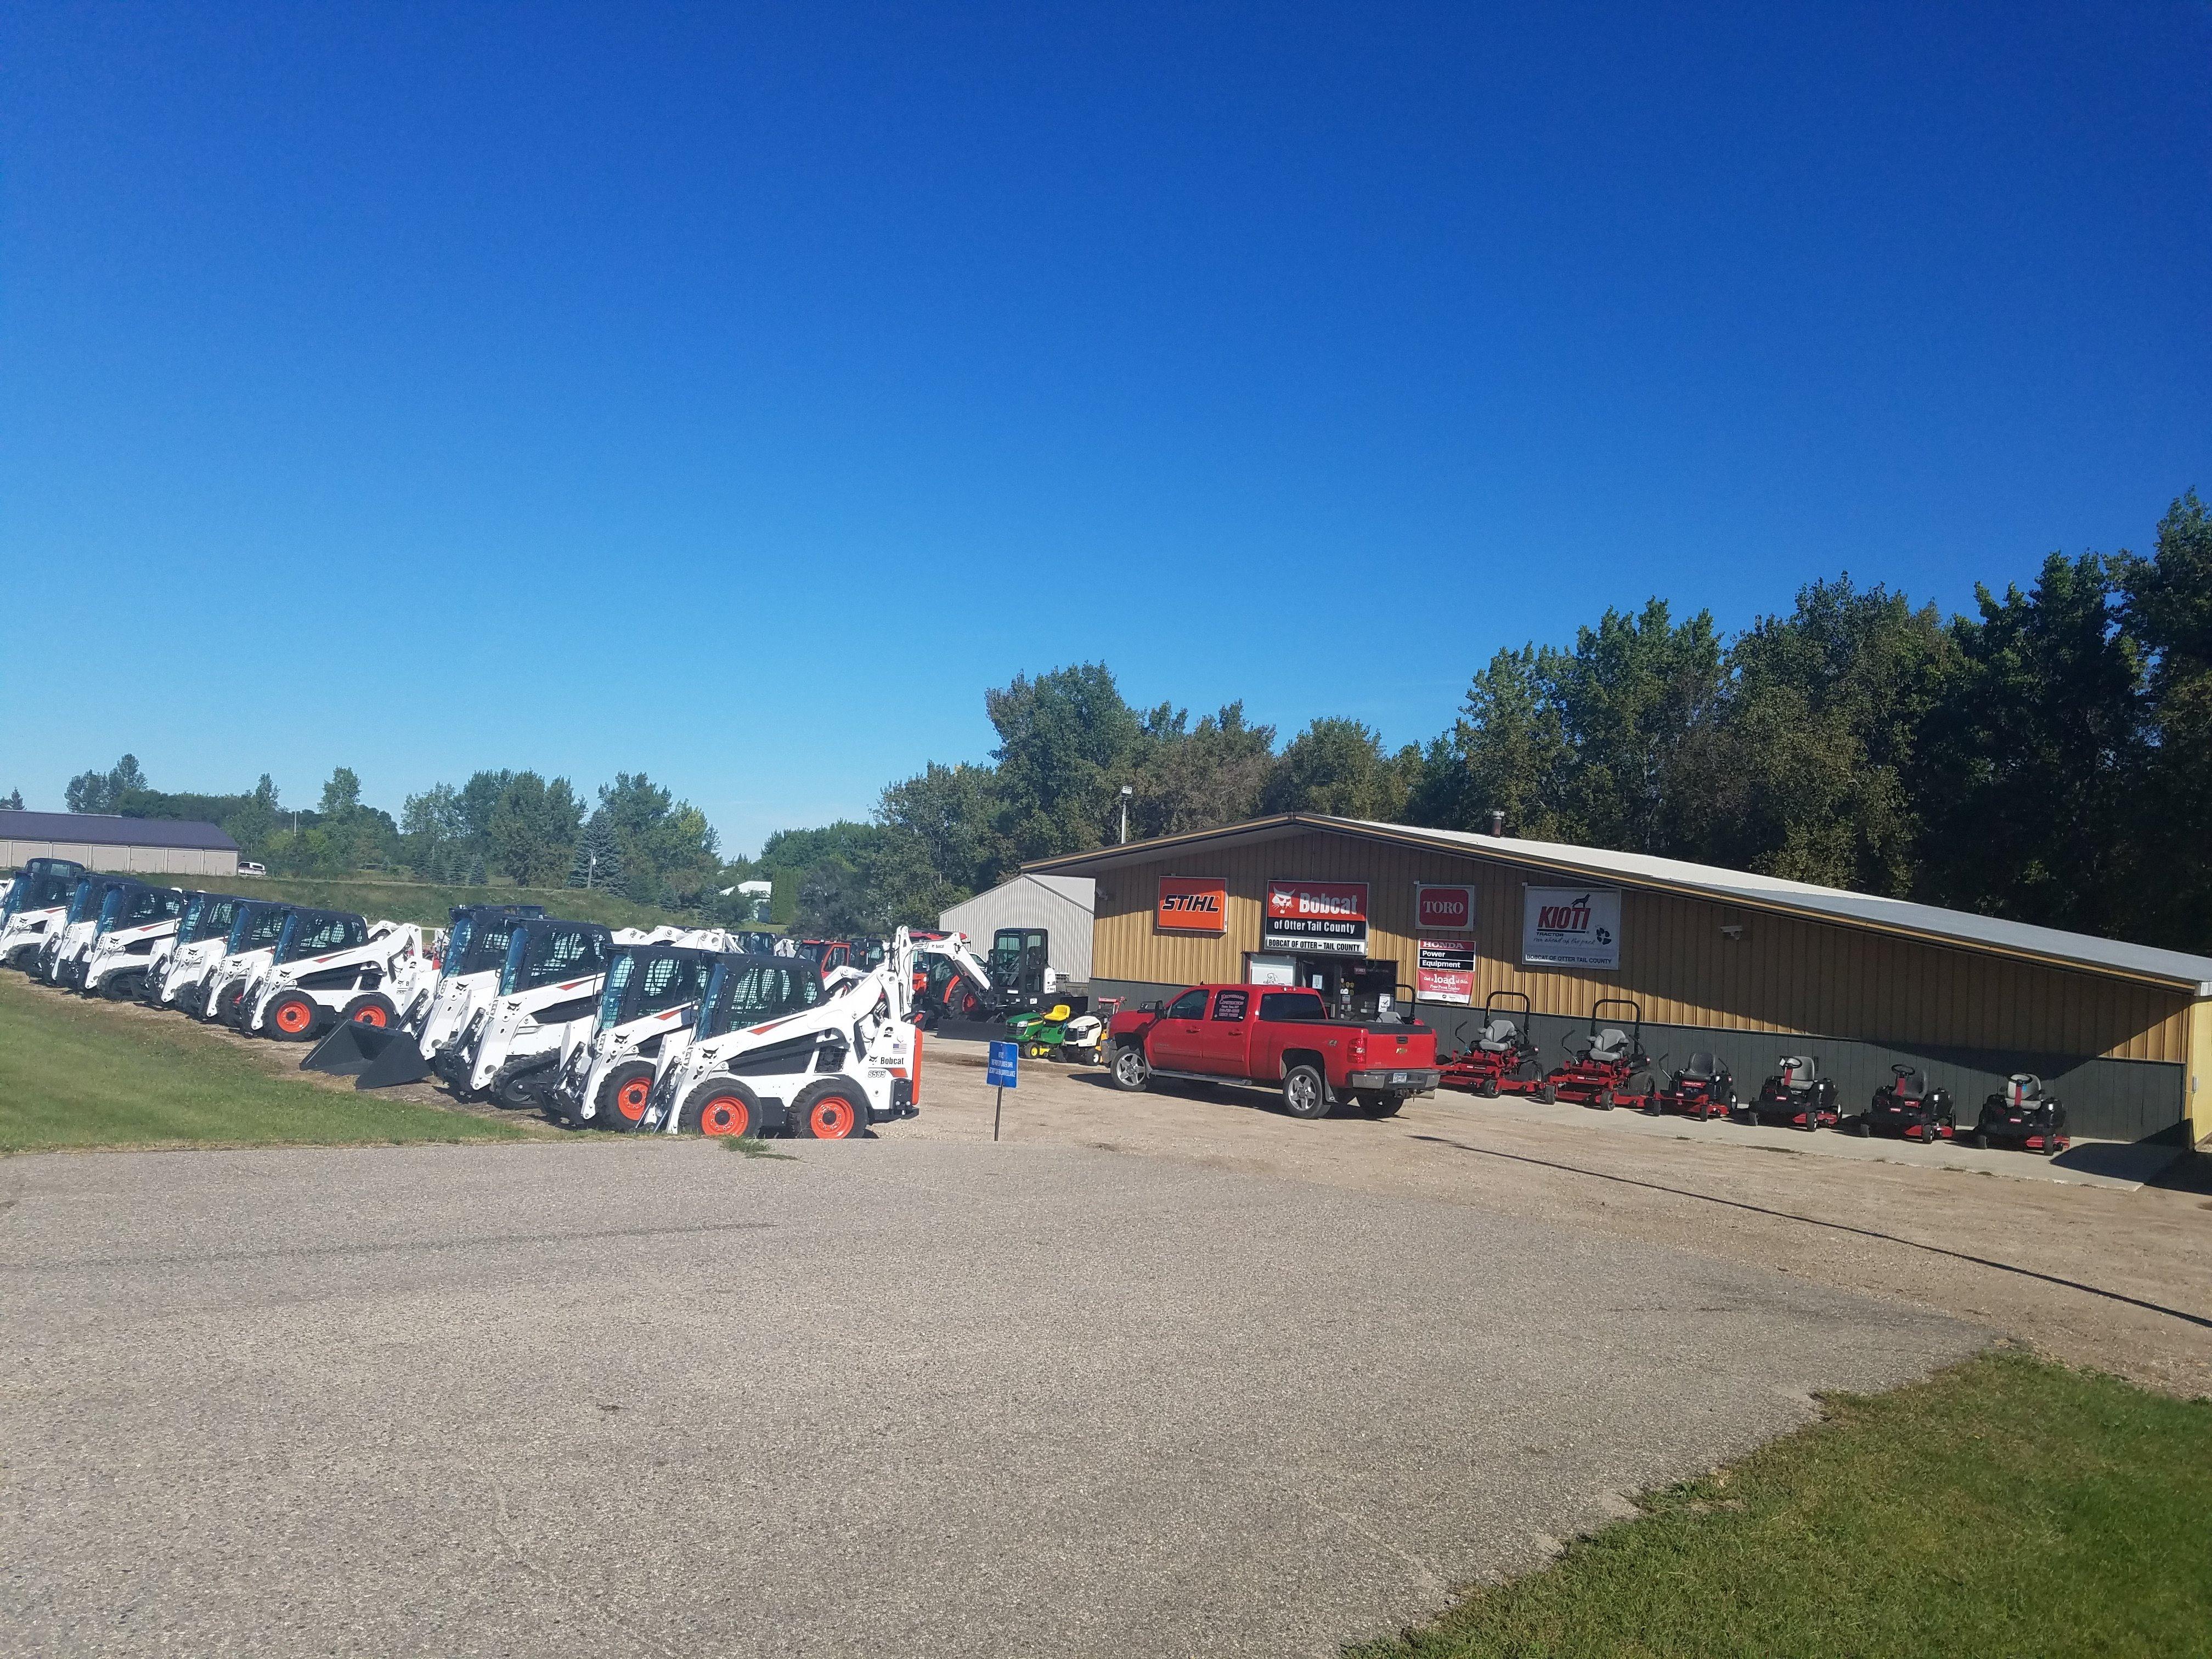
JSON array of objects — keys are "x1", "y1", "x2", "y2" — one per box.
[
  {"x1": 0, "y1": 811, "x2": 240, "y2": 878},
  {"x1": 940, "y1": 874, "x2": 1096, "y2": 984}
]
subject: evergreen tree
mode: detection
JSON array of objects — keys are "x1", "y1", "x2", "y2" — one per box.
[
  {"x1": 1, "y1": 788, "x2": 21, "y2": 810},
  {"x1": 567, "y1": 811, "x2": 629, "y2": 896}
]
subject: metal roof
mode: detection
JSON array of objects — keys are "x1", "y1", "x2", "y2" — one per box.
[
  {"x1": 1025, "y1": 813, "x2": 2212, "y2": 995},
  {"x1": 0, "y1": 811, "x2": 240, "y2": 852}
]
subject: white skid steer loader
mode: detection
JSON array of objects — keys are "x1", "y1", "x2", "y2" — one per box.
[
  {"x1": 240, "y1": 908, "x2": 435, "y2": 1042},
  {"x1": 456, "y1": 918, "x2": 672, "y2": 1108},
  {"x1": 642, "y1": 927, "x2": 938, "y2": 1141},
  {"x1": 141, "y1": 891, "x2": 248, "y2": 1007},
  {"x1": 79, "y1": 882, "x2": 189, "y2": 1000},
  {"x1": 546, "y1": 931, "x2": 752, "y2": 1129},
  {"x1": 200, "y1": 902, "x2": 300, "y2": 1026},
  {"x1": 37, "y1": 873, "x2": 139, "y2": 988},
  {"x1": 1, "y1": 857, "x2": 88, "y2": 970},
  {"x1": 408, "y1": 904, "x2": 547, "y2": 1058}
]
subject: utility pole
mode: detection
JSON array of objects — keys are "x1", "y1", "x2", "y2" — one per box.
[{"x1": 1119, "y1": 784, "x2": 1132, "y2": 845}]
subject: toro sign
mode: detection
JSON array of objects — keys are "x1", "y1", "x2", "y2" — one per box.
[
  {"x1": 1155, "y1": 876, "x2": 1228, "y2": 934},
  {"x1": 1415, "y1": 883, "x2": 1475, "y2": 933}
]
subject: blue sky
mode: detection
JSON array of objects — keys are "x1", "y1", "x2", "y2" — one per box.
[{"x1": 4, "y1": 2, "x2": 2207, "y2": 856}]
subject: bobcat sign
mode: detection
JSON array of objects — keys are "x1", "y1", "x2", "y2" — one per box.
[{"x1": 1522, "y1": 885, "x2": 1622, "y2": 969}]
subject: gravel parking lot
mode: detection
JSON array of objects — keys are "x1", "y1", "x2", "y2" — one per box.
[{"x1": 3, "y1": 1138, "x2": 1980, "y2": 1658}]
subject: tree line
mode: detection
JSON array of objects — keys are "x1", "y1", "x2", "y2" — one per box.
[{"x1": 24, "y1": 489, "x2": 2207, "y2": 951}]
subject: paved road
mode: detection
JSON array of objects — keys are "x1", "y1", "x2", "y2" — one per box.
[{"x1": 2, "y1": 1141, "x2": 1981, "y2": 1658}]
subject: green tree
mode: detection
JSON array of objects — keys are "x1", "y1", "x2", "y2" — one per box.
[
  {"x1": 986, "y1": 663, "x2": 1143, "y2": 862},
  {"x1": 1260, "y1": 718, "x2": 1409, "y2": 819},
  {"x1": 567, "y1": 810, "x2": 629, "y2": 895},
  {"x1": 1130, "y1": 702, "x2": 1278, "y2": 838},
  {"x1": 65, "y1": 754, "x2": 149, "y2": 814},
  {"x1": 1419, "y1": 645, "x2": 1578, "y2": 838},
  {"x1": 876, "y1": 761, "x2": 1008, "y2": 893},
  {"x1": 596, "y1": 773, "x2": 719, "y2": 906},
  {"x1": 319, "y1": 767, "x2": 363, "y2": 818},
  {"x1": 489, "y1": 773, "x2": 584, "y2": 888},
  {"x1": 1, "y1": 788, "x2": 21, "y2": 811},
  {"x1": 2117, "y1": 489, "x2": 2212, "y2": 949},
  {"x1": 1554, "y1": 601, "x2": 1725, "y2": 854}
]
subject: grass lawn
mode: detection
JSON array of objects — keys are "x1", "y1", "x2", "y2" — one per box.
[
  {"x1": 1352, "y1": 1348, "x2": 2212, "y2": 1659},
  {"x1": 0, "y1": 972, "x2": 534, "y2": 1152},
  {"x1": 227, "y1": 873, "x2": 720, "y2": 933}
]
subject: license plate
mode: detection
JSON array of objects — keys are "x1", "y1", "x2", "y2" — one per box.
[{"x1": 1389, "y1": 1071, "x2": 1407, "y2": 1084}]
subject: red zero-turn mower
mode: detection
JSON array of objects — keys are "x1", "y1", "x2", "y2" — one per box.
[
  {"x1": 1648, "y1": 1051, "x2": 1737, "y2": 1119},
  {"x1": 1543, "y1": 998, "x2": 1656, "y2": 1110},
  {"x1": 1740, "y1": 1056, "x2": 1841, "y2": 1131},
  {"x1": 1438, "y1": 991, "x2": 1544, "y2": 1098},
  {"x1": 1847, "y1": 1064, "x2": 1955, "y2": 1143},
  {"x1": 1969, "y1": 1074, "x2": 2069, "y2": 1155}
]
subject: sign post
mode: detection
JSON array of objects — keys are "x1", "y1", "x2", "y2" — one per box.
[{"x1": 986, "y1": 1040, "x2": 1019, "y2": 1141}]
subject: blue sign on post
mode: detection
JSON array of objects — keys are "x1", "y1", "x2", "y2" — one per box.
[{"x1": 986, "y1": 1041, "x2": 1020, "y2": 1088}]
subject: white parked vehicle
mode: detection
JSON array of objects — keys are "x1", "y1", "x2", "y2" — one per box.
[
  {"x1": 0, "y1": 857, "x2": 87, "y2": 970},
  {"x1": 452, "y1": 918, "x2": 667, "y2": 1105},
  {"x1": 548, "y1": 933, "x2": 751, "y2": 1128},
  {"x1": 78, "y1": 882, "x2": 188, "y2": 1000},
  {"x1": 642, "y1": 927, "x2": 941, "y2": 1140},
  {"x1": 408, "y1": 904, "x2": 548, "y2": 1065},
  {"x1": 240, "y1": 908, "x2": 436, "y2": 1042},
  {"x1": 199, "y1": 901, "x2": 298, "y2": 1026},
  {"x1": 36, "y1": 873, "x2": 138, "y2": 988},
  {"x1": 142, "y1": 891, "x2": 250, "y2": 1008}
]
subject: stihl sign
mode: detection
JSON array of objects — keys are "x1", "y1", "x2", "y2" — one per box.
[
  {"x1": 1155, "y1": 877, "x2": 1228, "y2": 934},
  {"x1": 1415, "y1": 883, "x2": 1475, "y2": 933}
]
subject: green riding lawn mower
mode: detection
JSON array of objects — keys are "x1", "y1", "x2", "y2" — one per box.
[{"x1": 1006, "y1": 1002, "x2": 1105, "y2": 1065}]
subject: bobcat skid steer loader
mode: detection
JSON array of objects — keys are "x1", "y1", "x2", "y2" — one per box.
[
  {"x1": 199, "y1": 902, "x2": 299, "y2": 1026},
  {"x1": 240, "y1": 909, "x2": 435, "y2": 1042},
  {"x1": 547, "y1": 934, "x2": 741, "y2": 1129},
  {"x1": 447, "y1": 917, "x2": 635, "y2": 1106},
  {"x1": 78, "y1": 881, "x2": 188, "y2": 1000},
  {"x1": 1, "y1": 857, "x2": 87, "y2": 970},
  {"x1": 408, "y1": 904, "x2": 546, "y2": 1057},
  {"x1": 641, "y1": 927, "x2": 933, "y2": 1141},
  {"x1": 36, "y1": 873, "x2": 138, "y2": 988},
  {"x1": 142, "y1": 891, "x2": 249, "y2": 1008}
]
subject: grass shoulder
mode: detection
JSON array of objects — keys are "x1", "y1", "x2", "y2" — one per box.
[
  {"x1": 0, "y1": 972, "x2": 539, "y2": 1152},
  {"x1": 1351, "y1": 1347, "x2": 2211, "y2": 1658}
]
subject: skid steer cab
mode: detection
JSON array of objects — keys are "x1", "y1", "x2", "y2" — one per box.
[
  {"x1": 143, "y1": 891, "x2": 248, "y2": 1007},
  {"x1": 552, "y1": 940, "x2": 735, "y2": 1128},
  {"x1": 79, "y1": 881, "x2": 188, "y2": 1001},
  {"x1": 642, "y1": 932, "x2": 936, "y2": 1140},
  {"x1": 453, "y1": 918, "x2": 622, "y2": 1106},
  {"x1": 409, "y1": 903, "x2": 548, "y2": 1051},
  {"x1": 196, "y1": 901, "x2": 295, "y2": 1024},
  {"x1": 36, "y1": 873, "x2": 138, "y2": 988},
  {"x1": 242, "y1": 909, "x2": 428, "y2": 1041},
  {"x1": 1, "y1": 857, "x2": 87, "y2": 970}
]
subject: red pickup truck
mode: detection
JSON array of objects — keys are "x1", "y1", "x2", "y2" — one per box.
[{"x1": 1105, "y1": 984, "x2": 1440, "y2": 1119}]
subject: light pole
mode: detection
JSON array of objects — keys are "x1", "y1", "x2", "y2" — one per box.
[{"x1": 1119, "y1": 785, "x2": 1132, "y2": 845}]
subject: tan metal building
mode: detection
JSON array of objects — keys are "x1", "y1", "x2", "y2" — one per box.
[
  {"x1": 1028, "y1": 815, "x2": 2212, "y2": 1146},
  {"x1": 0, "y1": 810, "x2": 240, "y2": 878}
]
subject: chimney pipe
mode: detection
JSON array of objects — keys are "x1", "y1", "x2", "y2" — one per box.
[{"x1": 1488, "y1": 810, "x2": 1505, "y2": 837}]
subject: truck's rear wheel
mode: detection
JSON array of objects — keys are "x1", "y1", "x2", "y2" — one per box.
[
  {"x1": 1108, "y1": 1045, "x2": 1151, "y2": 1092},
  {"x1": 681, "y1": 1079, "x2": 761, "y2": 1138},
  {"x1": 1282, "y1": 1064, "x2": 1331, "y2": 1120},
  {"x1": 794, "y1": 1080, "x2": 865, "y2": 1140},
  {"x1": 597, "y1": 1062, "x2": 657, "y2": 1132}
]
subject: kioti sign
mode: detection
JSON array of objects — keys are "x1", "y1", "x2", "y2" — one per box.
[
  {"x1": 1521, "y1": 885, "x2": 1622, "y2": 969},
  {"x1": 1154, "y1": 876, "x2": 1228, "y2": 934},
  {"x1": 1263, "y1": 879, "x2": 1369, "y2": 956},
  {"x1": 1415, "y1": 883, "x2": 1476, "y2": 933}
]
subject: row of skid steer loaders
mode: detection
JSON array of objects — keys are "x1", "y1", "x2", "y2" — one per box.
[{"x1": 1437, "y1": 992, "x2": 2072, "y2": 1156}]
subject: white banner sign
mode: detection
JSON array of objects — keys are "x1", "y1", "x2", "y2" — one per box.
[{"x1": 1521, "y1": 886, "x2": 1622, "y2": 969}]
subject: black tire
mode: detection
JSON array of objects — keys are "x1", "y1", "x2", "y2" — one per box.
[
  {"x1": 1592, "y1": 1089, "x2": 1614, "y2": 1111},
  {"x1": 100, "y1": 971, "x2": 143, "y2": 1001},
  {"x1": 264, "y1": 991, "x2": 321, "y2": 1042},
  {"x1": 1972, "y1": 1131, "x2": 1989, "y2": 1150},
  {"x1": 1536, "y1": 1084, "x2": 1558, "y2": 1104},
  {"x1": 1282, "y1": 1064, "x2": 1331, "y2": 1120},
  {"x1": 339, "y1": 992, "x2": 398, "y2": 1030},
  {"x1": 215, "y1": 983, "x2": 247, "y2": 1028},
  {"x1": 1356, "y1": 1092, "x2": 1403, "y2": 1120},
  {"x1": 1108, "y1": 1045, "x2": 1152, "y2": 1092},
  {"x1": 793, "y1": 1078, "x2": 867, "y2": 1140},
  {"x1": 680, "y1": 1077, "x2": 764, "y2": 1139},
  {"x1": 1478, "y1": 1076, "x2": 1499, "y2": 1098},
  {"x1": 594, "y1": 1061, "x2": 658, "y2": 1132}
]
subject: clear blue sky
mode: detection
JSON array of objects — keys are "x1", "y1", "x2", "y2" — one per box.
[{"x1": 4, "y1": 2, "x2": 2207, "y2": 856}]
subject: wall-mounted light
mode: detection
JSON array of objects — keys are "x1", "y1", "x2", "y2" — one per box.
[{"x1": 1719, "y1": 923, "x2": 1745, "y2": 941}]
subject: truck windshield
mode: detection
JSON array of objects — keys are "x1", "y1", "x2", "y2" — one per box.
[{"x1": 701, "y1": 957, "x2": 823, "y2": 1036}]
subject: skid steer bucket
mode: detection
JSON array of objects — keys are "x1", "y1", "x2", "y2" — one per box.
[{"x1": 302, "y1": 1020, "x2": 431, "y2": 1089}]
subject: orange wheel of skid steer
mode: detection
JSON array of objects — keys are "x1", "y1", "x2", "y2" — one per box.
[
  {"x1": 593, "y1": 1061, "x2": 658, "y2": 1133},
  {"x1": 795, "y1": 1081, "x2": 862, "y2": 1140},
  {"x1": 341, "y1": 993, "x2": 396, "y2": 1029},
  {"x1": 616, "y1": 1076, "x2": 652, "y2": 1122},
  {"x1": 679, "y1": 1079, "x2": 761, "y2": 1139},
  {"x1": 353, "y1": 1005, "x2": 387, "y2": 1027},
  {"x1": 269, "y1": 995, "x2": 319, "y2": 1041}
]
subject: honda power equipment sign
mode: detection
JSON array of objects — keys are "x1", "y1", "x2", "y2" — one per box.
[
  {"x1": 1155, "y1": 876, "x2": 1228, "y2": 934},
  {"x1": 1522, "y1": 886, "x2": 1622, "y2": 969},
  {"x1": 1263, "y1": 879, "x2": 1369, "y2": 956},
  {"x1": 1416, "y1": 938, "x2": 1476, "y2": 1005}
]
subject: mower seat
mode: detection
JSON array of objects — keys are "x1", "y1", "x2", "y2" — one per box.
[
  {"x1": 2005, "y1": 1074, "x2": 2045, "y2": 1106},
  {"x1": 1564, "y1": 1032, "x2": 1595, "y2": 1060},
  {"x1": 1775, "y1": 1056, "x2": 1817, "y2": 1093},
  {"x1": 1589, "y1": 1028, "x2": 1632, "y2": 1064},
  {"x1": 1477, "y1": 1019, "x2": 1520, "y2": 1053},
  {"x1": 1042, "y1": 1003, "x2": 1073, "y2": 1022},
  {"x1": 1678, "y1": 1052, "x2": 1720, "y2": 1083},
  {"x1": 1891, "y1": 1068, "x2": 1929, "y2": 1102}
]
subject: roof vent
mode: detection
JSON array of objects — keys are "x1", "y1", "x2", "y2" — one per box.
[{"x1": 1488, "y1": 810, "x2": 1505, "y2": 837}]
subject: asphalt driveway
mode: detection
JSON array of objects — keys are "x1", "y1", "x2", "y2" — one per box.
[{"x1": 2, "y1": 1140, "x2": 1982, "y2": 1657}]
